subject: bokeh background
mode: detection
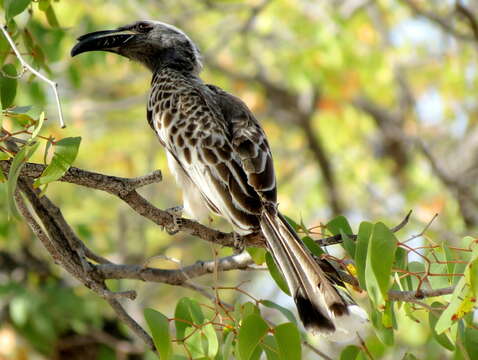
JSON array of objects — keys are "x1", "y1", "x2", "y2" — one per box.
[{"x1": 1, "y1": 0, "x2": 478, "y2": 359}]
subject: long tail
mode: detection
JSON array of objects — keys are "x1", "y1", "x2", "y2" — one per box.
[{"x1": 260, "y1": 206, "x2": 350, "y2": 333}]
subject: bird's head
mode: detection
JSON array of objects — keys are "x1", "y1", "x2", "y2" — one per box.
[{"x1": 71, "y1": 20, "x2": 202, "y2": 74}]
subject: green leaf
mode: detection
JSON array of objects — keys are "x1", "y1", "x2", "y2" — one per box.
[
  {"x1": 144, "y1": 308, "x2": 172, "y2": 360},
  {"x1": 45, "y1": 5, "x2": 59, "y2": 28},
  {"x1": 30, "y1": 112, "x2": 45, "y2": 141},
  {"x1": 265, "y1": 252, "x2": 290, "y2": 296},
  {"x1": 10, "y1": 295, "x2": 30, "y2": 326},
  {"x1": 237, "y1": 314, "x2": 269, "y2": 360},
  {"x1": 340, "y1": 229, "x2": 355, "y2": 259},
  {"x1": 340, "y1": 345, "x2": 361, "y2": 360},
  {"x1": 4, "y1": 112, "x2": 36, "y2": 127},
  {"x1": 301, "y1": 235, "x2": 324, "y2": 256},
  {"x1": 247, "y1": 247, "x2": 267, "y2": 265},
  {"x1": 463, "y1": 326, "x2": 478, "y2": 359},
  {"x1": 202, "y1": 323, "x2": 218, "y2": 359},
  {"x1": 0, "y1": 151, "x2": 10, "y2": 160},
  {"x1": 435, "y1": 245, "x2": 478, "y2": 334},
  {"x1": 1, "y1": 63, "x2": 17, "y2": 109},
  {"x1": 222, "y1": 332, "x2": 234, "y2": 360},
  {"x1": 5, "y1": 0, "x2": 31, "y2": 20},
  {"x1": 282, "y1": 215, "x2": 300, "y2": 232},
  {"x1": 260, "y1": 300, "x2": 297, "y2": 325},
  {"x1": 241, "y1": 301, "x2": 260, "y2": 318},
  {"x1": 274, "y1": 323, "x2": 301, "y2": 360},
  {"x1": 355, "y1": 221, "x2": 372, "y2": 289},
  {"x1": 262, "y1": 335, "x2": 279, "y2": 360},
  {"x1": 370, "y1": 306, "x2": 394, "y2": 346},
  {"x1": 327, "y1": 215, "x2": 353, "y2": 236},
  {"x1": 38, "y1": 0, "x2": 50, "y2": 11},
  {"x1": 174, "y1": 297, "x2": 204, "y2": 341},
  {"x1": 34, "y1": 137, "x2": 81, "y2": 187},
  {"x1": 184, "y1": 326, "x2": 205, "y2": 358},
  {"x1": 428, "y1": 302, "x2": 455, "y2": 351},
  {"x1": 366, "y1": 223, "x2": 397, "y2": 307},
  {"x1": 7, "y1": 141, "x2": 40, "y2": 218}
]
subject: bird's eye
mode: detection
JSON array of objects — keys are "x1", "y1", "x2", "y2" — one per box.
[{"x1": 136, "y1": 22, "x2": 153, "y2": 33}]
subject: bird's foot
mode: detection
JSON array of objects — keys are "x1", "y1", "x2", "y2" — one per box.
[
  {"x1": 233, "y1": 232, "x2": 245, "y2": 254},
  {"x1": 164, "y1": 205, "x2": 184, "y2": 235}
]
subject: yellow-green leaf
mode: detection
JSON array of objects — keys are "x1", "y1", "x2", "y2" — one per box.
[
  {"x1": 34, "y1": 137, "x2": 81, "y2": 187},
  {"x1": 274, "y1": 323, "x2": 301, "y2": 360},
  {"x1": 237, "y1": 314, "x2": 269, "y2": 360},
  {"x1": 144, "y1": 308, "x2": 172, "y2": 360},
  {"x1": 265, "y1": 252, "x2": 290, "y2": 296}
]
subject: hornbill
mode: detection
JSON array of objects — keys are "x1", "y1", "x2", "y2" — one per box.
[{"x1": 71, "y1": 20, "x2": 364, "y2": 334}]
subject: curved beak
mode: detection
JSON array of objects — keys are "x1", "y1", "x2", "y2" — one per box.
[{"x1": 71, "y1": 29, "x2": 137, "y2": 57}]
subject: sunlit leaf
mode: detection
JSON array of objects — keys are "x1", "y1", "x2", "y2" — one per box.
[
  {"x1": 241, "y1": 301, "x2": 260, "y2": 319},
  {"x1": 355, "y1": 221, "x2": 372, "y2": 289},
  {"x1": 247, "y1": 247, "x2": 267, "y2": 265},
  {"x1": 144, "y1": 308, "x2": 172, "y2": 360},
  {"x1": 34, "y1": 137, "x2": 81, "y2": 187},
  {"x1": 30, "y1": 112, "x2": 45, "y2": 141},
  {"x1": 174, "y1": 297, "x2": 204, "y2": 341},
  {"x1": 7, "y1": 141, "x2": 40, "y2": 218},
  {"x1": 340, "y1": 345, "x2": 361, "y2": 360},
  {"x1": 274, "y1": 323, "x2": 301, "y2": 360},
  {"x1": 428, "y1": 302, "x2": 455, "y2": 351},
  {"x1": 366, "y1": 222, "x2": 397, "y2": 307},
  {"x1": 301, "y1": 235, "x2": 324, "y2": 256},
  {"x1": 326, "y1": 215, "x2": 353, "y2": 236},
  {"x1": 202, "y1": 323, "x2": 218, "y2": 359},
  {"x1": 237, "y1": 314, "x2": 268, "y2": 360},
  {"x1": 262, "y1": 335, "x2": 279, "y2": 360},
  {"x1": 222, "y1": 332, "x2": 234, "y2": 360},
  {"x1": 340, "y1": 229, "x2": 356, "y2": 259},
  {"x1": 5, "y1": 0, "x2": 31, "y2": 20},
  {"x1": 45, "y1": 5, "x2": 60, "y2": 28},
  {"x1": 265, "y1": 252, "x2": 290, "y2": 295},
  {"x1": 370, "y1": 306, "x2": 394, "y2": 346}
]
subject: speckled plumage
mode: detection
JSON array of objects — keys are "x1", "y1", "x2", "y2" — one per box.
[
  {"x1": 71, "y1": 20, "x2": 357, "y2": 333},
  {"x1": 146, "y1": 68, "x2": 276, "y2": 234}
]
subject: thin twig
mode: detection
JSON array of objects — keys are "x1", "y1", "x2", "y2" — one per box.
[{"x1": 0, "y1": 25, "x2": 65, "y2": 128}]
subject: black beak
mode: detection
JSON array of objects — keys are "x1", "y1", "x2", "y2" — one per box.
[{"x1": 71, "y1": 29, "x2": 137, "y2": 57}]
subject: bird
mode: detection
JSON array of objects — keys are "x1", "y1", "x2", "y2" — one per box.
[{"x1": 71, "y1": 20, "x2": 359, "y2": 333}]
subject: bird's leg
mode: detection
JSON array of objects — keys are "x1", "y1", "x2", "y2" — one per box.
[
  {"x1": 233, "y1": 232, "x2": 245, "y2": 254},
  {"x1": 164, "y1": 205, "x2": 184, "y2": 235}
]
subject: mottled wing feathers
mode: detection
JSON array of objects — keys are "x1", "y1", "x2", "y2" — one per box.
[{"x1": 206, "y1": 84, "x2": 277, "y2": 203}]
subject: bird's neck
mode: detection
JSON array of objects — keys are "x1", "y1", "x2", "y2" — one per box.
[
  {"x1": 151, "y1": 66, "x2": 200, "y2": 87},
  {"x1": 151, "y1": 47, "x2": 199, "y2": 75}
]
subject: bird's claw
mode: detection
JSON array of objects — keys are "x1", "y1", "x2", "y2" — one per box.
[
  {"x1": 233, "y1": 232, "x2": 245, "y2": 254},
  {"x1": 164, "y1": 205, "x2": 184, "y2": 235}
]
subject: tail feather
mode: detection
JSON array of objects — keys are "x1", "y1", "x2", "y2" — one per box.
[{"x1": 260, "y1": 207, "x2": 350, "y2": 333}]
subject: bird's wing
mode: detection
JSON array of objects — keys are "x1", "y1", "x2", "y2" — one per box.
[
  {"x1": 204, "y1": 84, "x2": 277, "y2": 204},
  {"x1": 161, "y1": 84, "x2": 271, "y2": 233}
]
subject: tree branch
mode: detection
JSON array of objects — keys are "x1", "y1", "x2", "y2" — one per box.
[{"x1": 0, "y1": 160, "x2": 266, "y2": 249}]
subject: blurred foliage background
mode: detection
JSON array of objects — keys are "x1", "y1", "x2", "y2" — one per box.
[{"x1": 1, "y1": 0, "x2": 478, "y2": 359}]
